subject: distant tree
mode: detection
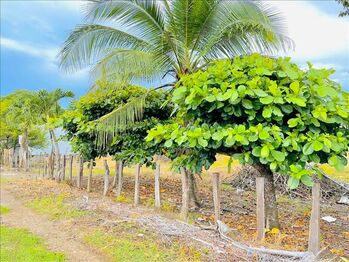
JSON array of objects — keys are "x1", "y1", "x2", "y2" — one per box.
[
  {"x1": 31, "y1": 88, "x2": 74, "y2": 163},
  {"x1": 147, "y1": 54, "x2": 349, "y2": 228},
  {"x1": 336, "y1": 0, "x2": 349, "y2": 16},
  {"x1": 1, "y1": 91, "x2": 46, "y2": 169}
]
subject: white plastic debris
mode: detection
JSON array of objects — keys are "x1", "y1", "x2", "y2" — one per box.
[
  {"x1": 321, "y1": 216, "x2": 336, "y2": 223},
  {"x1": 337, "y1": 195, "x2": 349, "y2": 205}
]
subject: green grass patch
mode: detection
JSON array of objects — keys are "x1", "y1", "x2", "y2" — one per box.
[
  {"x1": 27, "y1": 194, "x2": 87, "y2": 220},
  {"x1": 0, "y1": 177, "x2": 10, "y2": 185},
  {"x1": 0, "y1": 205, "x2": 10, "y2": 215},
  {"x1": 0, "y1": 225, "x2": 65, "y2": 262},
  {"x1": 84, "y1": 223, "x2": 202, "y2": 262}
]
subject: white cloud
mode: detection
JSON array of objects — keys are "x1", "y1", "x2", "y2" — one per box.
[
  {"x1": 268, "y1": 1, "x2": 349, "y2": 60},
  {"x1": 1, "y1": 37, "x2": 58, "y2": 61},
  {"x1": 1, "y1": 37, "x2": 89, "y2": 81}
]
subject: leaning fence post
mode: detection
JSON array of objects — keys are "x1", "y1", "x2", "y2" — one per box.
[
  {"x1": 212, "y1": 172, "x2": 221, "y2": 223},
  {"x1": 116, "y1": 161, "x2": 123, "y2": 197},
  {"x1": 134, "y1": 164, "x2": 141, "y2": 205},
  {"x1": 87, "y1": 159, "x2": 93, "y2": 192},
  {"x1": 180, "y1": 168, "x2": 189, "y2": 221},
  {"x1": 256, "y1": 177, "x2": 265, "y2": 241},
  {"x1": 308, "y1": 182, "x2": 320, "y2": 255},
  {"x1": 154, "y1": 162, "x2": 161, "y2": 208},
  {"x1": 77, "y1": 157, "x2": 83, "y2": 188}
]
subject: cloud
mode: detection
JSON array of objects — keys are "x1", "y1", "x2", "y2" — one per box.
[
  {"x1": 268, "y1": 1, "x2": 349, "y2": 60},
  {"x1": 1, "y1": 37, "x2": 58, "y2": 61},
  {"x1": 1, "y1": 37, "x2": 89, "y2": 81}
]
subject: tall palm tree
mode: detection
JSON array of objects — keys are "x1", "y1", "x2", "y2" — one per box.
[
  {"x1": 31, "y1": 89, "x2": 74, "y2": 161},
  {"x1": 59, "y1": 0, "x2": 292, "y2": 132}
]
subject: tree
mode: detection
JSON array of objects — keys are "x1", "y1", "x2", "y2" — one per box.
[
  {"x1": 146, "y1": 54, "x2": 349, "y2": 228},
  {"x1": 336, "y1": 0, "x2": 349, "y2": 16},
  {"x1": 59, "y1": 0, "x2": 292, "y2": 129},
  {"x1": 62, "y1": 82, "x2": 171, "y2": 167},
  {"x1": 31, "y1": 88, "x2": 74, "y2": 167},
  {"x1": 0, "y1": 91, "x2": 47, "y2": 169}
]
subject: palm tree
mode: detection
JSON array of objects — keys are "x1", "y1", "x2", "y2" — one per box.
[
  {"x1": 59, "y1": 0, "x2": 292, "y2": 131},
  {"x1": 31, "y1": 89, "x2": 74, "y2": 178}
]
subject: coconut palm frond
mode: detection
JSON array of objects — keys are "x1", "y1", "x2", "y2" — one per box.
[
  {"x1": 85, "y1": 0, "x2": 165, "y2": 41},
  {"x1": 59, "y1": 24, "x2": 149, "y2": 72},
  {"x1": 94, "y1": 93, "x2": 146, "y2": 149},
  {"x1": 90, "y1": 49, "x2": 170, "y2": 84}
]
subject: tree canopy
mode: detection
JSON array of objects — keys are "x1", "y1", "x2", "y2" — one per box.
[
  {"x1": 146, "y1": 54, "x2": 349, "y2": 188},
  {"x1": 59, "y1": 0, "x2": 293, "y2": 132},
  {"x1": 62, "y1": 82, "x2": 172, "y2": 166}
]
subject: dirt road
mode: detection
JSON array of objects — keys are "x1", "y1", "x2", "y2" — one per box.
[{"x1": 0, "y1": 188, "x2": 107, "y2": 262}]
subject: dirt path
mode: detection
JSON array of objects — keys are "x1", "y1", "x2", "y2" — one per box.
[{"x1": 0, "y1": 188, "x2": 108, "y2": 262}]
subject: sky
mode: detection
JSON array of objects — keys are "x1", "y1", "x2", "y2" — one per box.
[
  {"x1": 1, "y1": 0, "x2": 348, "y2": 98},
  {"x1": 0, "y1": 0, "x2": 348, "y2": 153}
]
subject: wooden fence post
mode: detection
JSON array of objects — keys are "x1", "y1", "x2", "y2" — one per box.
[
  {"x1": 112, "y1": 160, "x2": 118, "y2": 189},
  {"x1": 116, "y1": 161, "x2": 123, "y2": 197},
  {"x1": 69, "y1": 155, "x2": 73, "y2": 181},
  {"x1": 56, "y1": 155, "x2": 61, "y2": 181},
  {"x1": 154, "y1": 162, "x2": 161, "y2": 208},
  {"x1": 308, "y1": 182, "x2": 320, "y2": 255},
  {"x1": 103, "y1": 160, "x2": 110, "y2": 196},
  {"x1": 212, "y1": 172, "x2": 221, "y2": 223},
  {"x1": 134, "y1": 164, "x2": 141, "y2": 205},
  {"x1": 87, "y1": 159, "x2": 93, "y2": 192},
  {"x1": 256, "y1": 177, "x2": 265, "y2": 241},
  {"x1": 43, "y1": 157, "x2": 47, "y2": 178},
  {"x1": 180, "y1": 168, "x2": 189, "y2": 221},
  {"x1": 61, "y1": 155, "x2": 66, "y2": 181},
  {"x1": 77, "y1": 157, "x2": 83, "y2": 188}
]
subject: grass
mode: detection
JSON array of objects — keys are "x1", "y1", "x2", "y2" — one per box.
[
  {"x1": 27, "y1": 193, "x2": 87, "y2": 220},
  {"x1": 0, "y1": 205, "x2": 10, "y2": 215},
  {"x1": 0, "y1": 225, "x2": 65, "y2": 262},
  {"x1": 84, "y1": 222, "x2": 202, "y2": 262}
]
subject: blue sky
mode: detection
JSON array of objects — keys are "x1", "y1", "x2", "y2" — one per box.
[{"x1": 1, "y1": 0, "x2": 348, "y2": 100}]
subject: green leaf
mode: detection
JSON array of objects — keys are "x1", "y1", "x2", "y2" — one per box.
[
  {"x1": 261, "y1": 145, "x2": 270, "y2": 158},
  {"x1": 205, "y1": 95, "x2": 216, "y2": 102},
  {"x1": 287, "y1": 118, "x2": 299, "y2": 128},
  {"x1": 290, "y1": 81, "x2": 300, "y2": 94},
  {"x1": 164, "y1": 140, "x2": 173, "y2": 147},
  {"x1": 254, "y1": 89, "x2": 268, "y2": 97},
  {"x1": 287, "y1": 176, "x2": 300, "y2": 189},
  {"x1": 318, "y1": 85, "x2": 337, "y2": 98},
  {"x1": 312, "y1": 140, "x2": 323, "y2": 151},
  {"x1": 242, "y1": 99, "x2": 253, "y2": 109},
  {"x1": 259, "y1": 130, "x2": 270, "y2": 140},
  {"x1": 262, "y1": 107, "x2": 272, "y2": 118},
  {"x1": 198, "y1": 137, "x2": 208, "y2": 147},
  {"x1": 271, "y1": 150, "x2": 285, "y2": 162},
  {"x1": 252, "y1": 147, "x2": 262, "y2": 157},
  {"x1": 260, "y1": 96, "x2": 274, "y2": 104},
  {"x1": 300, "y1": 175, "x2": 313, "y2": 187},
  {"x1": 302, "y1": 142, "x2": 314, "y2": 155}
]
